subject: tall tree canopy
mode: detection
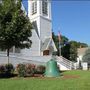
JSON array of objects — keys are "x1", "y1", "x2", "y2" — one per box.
[
  {"x1": 0, "y1": 0, "x2": 32, "y2": 63},
  {"x1": 69, "y1": 41, "x2": 88, "y2": 61},
  {"x1": 82, "y1": 48, "x2": 90, "y2": 64},
  {"x1": 52, "y1": 32, "x2": 88, "y2": 61}
]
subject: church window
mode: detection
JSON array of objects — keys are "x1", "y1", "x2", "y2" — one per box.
[
  {"x1": 42, "y1": 0, "x2": 48, "y2": 15},
  {"x1": 32, "y1": 1, "x2": 37, "y2": 15}
]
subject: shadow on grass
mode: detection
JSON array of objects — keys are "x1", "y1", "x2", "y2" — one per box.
[
  {"x1": 59, "y1": 70, "x2": 66, "y2": 76},
  {"x1": 0, "y1": 71, "x2": 65, "y2": 79},
  {"x1": 0, "y1": 73, "x2": 18, "y2": 79}
]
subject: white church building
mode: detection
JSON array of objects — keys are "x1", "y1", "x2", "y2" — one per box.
[
  {"x1": 21, "y1": 0, "x2": 57, "y2": 56},
  {"x1": 0, "y1": 0, "x2": 76, "y2": 70}
]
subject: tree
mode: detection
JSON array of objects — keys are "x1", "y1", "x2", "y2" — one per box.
[
  {"x1": 69, "y1": 41, "x2": 77, "y2": 61},
  {"x1": 0, "y1": 0, "x2": 32, "y2": 63},
  {"x1": 52, "y1": 32, "x2": 69, "y2": 56},
  {"x1": 77, "y1": 42, "x2": 88, "y2": 48},
  {"x1": 82, "y1": 48, "x2": 90, "y2": 64},
  {"x1": 52, "y1": 32, "x2": 88, "y2": 61},
  {"x1": 69, "y1": 41, "x2": 88, "y2": 61},
  {"x1": 61, "y1": 43, "x2": 70, "y2": 60}
]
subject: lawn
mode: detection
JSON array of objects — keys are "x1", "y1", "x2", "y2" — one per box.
[{"x1": 0, "y1": 70, "x2": 90, "y2": 90}]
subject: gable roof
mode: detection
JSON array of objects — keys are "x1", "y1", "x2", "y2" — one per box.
[
  {"x1": 41, "y1": 38, "x2": 57, "y2": 51},
  {"x1": 41, "y1": 38, "x2": 51, "y2": 51},
  {"x1": 32, "y1": 21, "x2": 40, "y2": 38}
]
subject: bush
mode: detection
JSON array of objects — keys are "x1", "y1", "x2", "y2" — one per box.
[
  {"x1": 16, "y1": 64, "x2": 46, "y2": 77},
  {"x1": 0, "y1": 65, "x2": 6, "y2": 74},
  {"x1": 0, "y1": 63, "x2": 14, "y2": 77},
  {"x1": 36, "y1": 65, "x2": 46, "y2": 74},
  {"x1": 5, "y1": 63, "x2": 14, "y2": 74},
  {"x1": 16, "y1": 64, "x2": 26, "y2": 77},
  {"x1": 16, "y1": 63, "x2": 36, "y2": 77},
  {"x1": 25, "y1": 64, "x2": 36, "y2": 76}
]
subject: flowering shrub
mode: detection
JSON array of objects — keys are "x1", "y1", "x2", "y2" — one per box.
[
  {"x1": 36, "y1": 65, "x2": 46, "y2": 74},
  {"x1": 16, "y1": 64, "x2": 26, "y2": 77},
  {"x1": 0, "y1": 63, "x2": 46, "y2": 78},
  {"x1": 25, "y1": 64, "x2": 36, "y2": 76},
  {"x1": 16, "y1": 63, "x2": 36, "y2": 77}
]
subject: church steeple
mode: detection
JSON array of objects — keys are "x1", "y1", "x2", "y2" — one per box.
[
  {"x1": 42, "y1": 0, "x2": 48, "y2": 15},
  {"x1": 21, "y1": 0, "x2": 57, "y2": 56},
  {"x1": 28, "y1": 0, "x2": 51, "y2": 21},
  {"x1": 41, "y1": 0, "x2": 51, "y2": 20}
]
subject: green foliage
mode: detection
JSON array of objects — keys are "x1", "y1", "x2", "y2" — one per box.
[
  {"x1": 0, "y1": 71, "x2": 90, "y2": 90},
  {"x1": 61, "y1": 43, "x2": 70, "y2": 60},
  {"x1": 82, "y1": 48, "x2": 90, "y2": 64},
  {"x1": 36, "y1": 65, "x2": 46, "y2": 74},
  {"x1": 52, "y1": 32, "x2": 69, "y2": 56},
  {"x1": 0, "y1": 63, "x2": 14, "y2": 77},
  {"x1": 69, "y1": 41, "x2": 78, "y2": 61},
  {"x1": 0, "y1": 65, "x2": 6, "y2": 74},
  {"x1": 69, "y1": 41, "x2": 88, "y2": 61},
  {"x1": 25, "y1": 64, "x2": 36, "y2": 76},
  {"x1": 16, "y1": 64, "x2": 36, "y2": 77},
  {"x1": 70, "y1": 41, "x2": 88, "y2": 48},
  {"x1": 16, "y1": 64, "x2": 26, "y2": 77},
  {"x1": 5, "y1": 63, "x2": 14, "y2": 74},
  {"x1": 16, "y1": 64, "x2": 46, "y2": 77},
  {"x1": 52, "y1": 32, "x2": 88, "y2": 61},
  {"x1": 0, "y1": 0, "x2": 32, "y2": 62},
  {"x1": 0, "y1": 0, "x2": 32, "y2": 49}
]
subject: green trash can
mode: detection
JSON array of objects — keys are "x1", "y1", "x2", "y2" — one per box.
[{"x1": 45, "y1": 59, "x2": 60, "y2": 77}]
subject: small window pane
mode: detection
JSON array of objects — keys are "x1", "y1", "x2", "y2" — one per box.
[
  {"x1": 42, "y1": 0, "x2": 48, "y2": 15},
  {"x1": 32, "y1": 1, "x2": 37, "y2": 15}
]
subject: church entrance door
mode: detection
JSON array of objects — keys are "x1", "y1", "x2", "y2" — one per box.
[{"x1": 43, "y1": 50, "x2": 49, "y2": 55}]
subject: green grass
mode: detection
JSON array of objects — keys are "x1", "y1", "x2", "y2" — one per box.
[{"x1": 0, "y1": 70, "x2": 90, "y2": 90}]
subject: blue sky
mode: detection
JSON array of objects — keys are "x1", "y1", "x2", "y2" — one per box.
[
  {"x1": 22, "y1": 0, "x2": 90, "y2": 45},
  {"x1": 52, "y1": 1, "x2": 90, "y2": 45}
]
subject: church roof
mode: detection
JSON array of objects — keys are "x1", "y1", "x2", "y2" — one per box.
[
  {"x1": 32, "y1": 21, "x2": 40, "y2": 38},
  {"x1": 41, "y1": 38, "x2": 51, "y2": 51},
  {"x1": 41, "y1": 38, "x2": 57, "y2": 52}
]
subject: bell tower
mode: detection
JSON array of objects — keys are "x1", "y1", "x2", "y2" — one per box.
[
  {"x1": 21, "y1": 0, "x2": 57, "y2": 56},
  {"x1": 28, "y1": 0, "x2": 52, "y2": 41}
]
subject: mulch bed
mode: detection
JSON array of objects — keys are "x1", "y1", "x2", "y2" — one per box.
[
  {"x1": 8, "y1": 73, "x2": 80, "y2": 80},
  {"x1": 62, "y1": 75, "x2": 80, "y2": 79},
  {"x1": 34, "y1": 74, "x2": 44, "y2": 77}
]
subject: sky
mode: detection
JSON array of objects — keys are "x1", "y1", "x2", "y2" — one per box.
[
  {"x1": 52, "y1": 1, "x2": 90, "y2": 45},
  {"x1": 22, "y1": 0, "x2": 90, "y2": 45}
]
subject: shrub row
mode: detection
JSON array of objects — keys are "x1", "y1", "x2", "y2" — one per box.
[
  {"x1": 0, "y1": 63, "x2": 46, "y2": 77},
  {"x1": 0, "y1": 63, "x2": 14, "y2": 77},
  {"x1": 16, "y1": 64, "x2": 46, "y2": 77}
]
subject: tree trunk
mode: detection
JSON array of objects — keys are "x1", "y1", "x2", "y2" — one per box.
[{"x1": 7, "y1": 48, "x2": 10, "y2": 64}]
